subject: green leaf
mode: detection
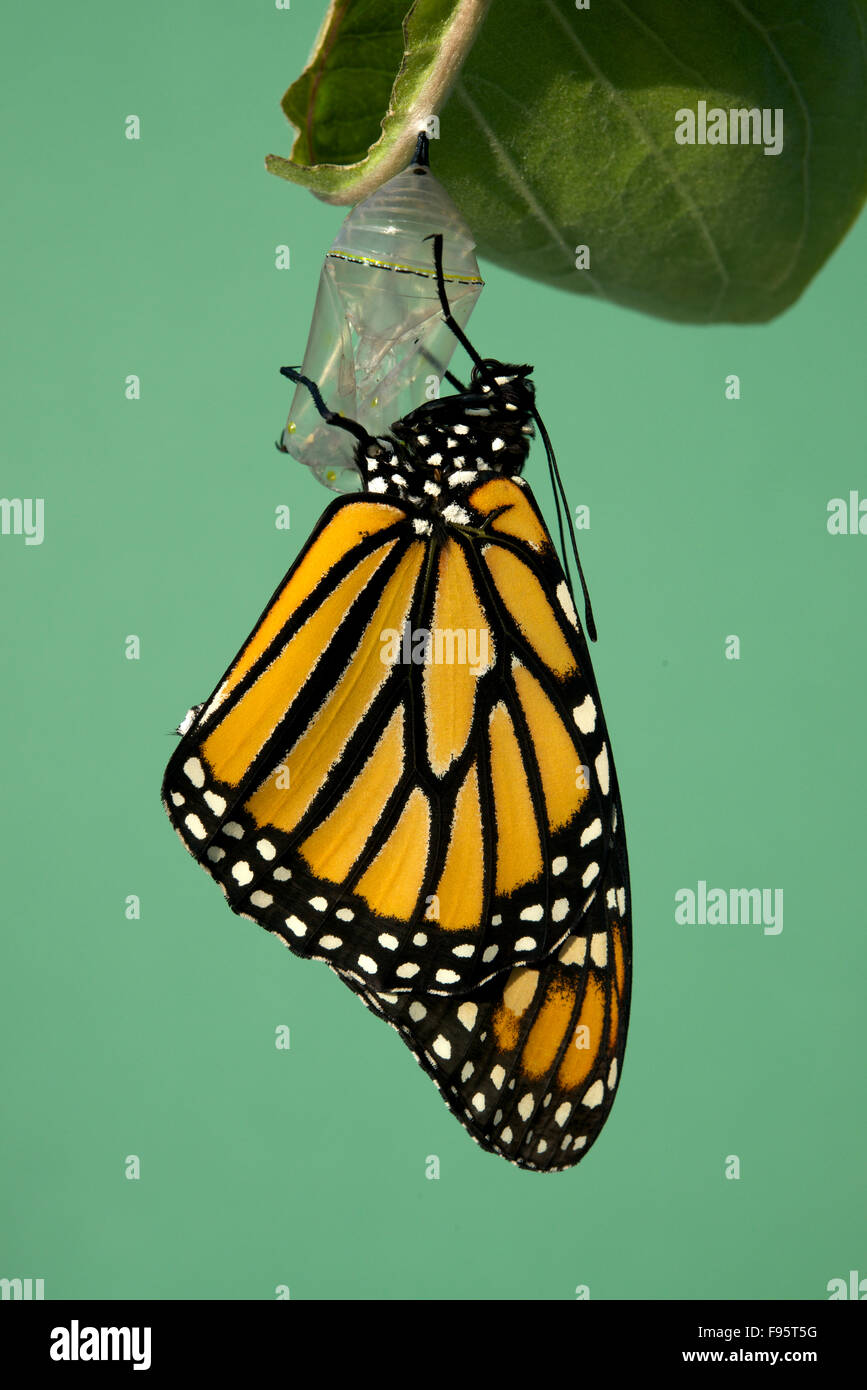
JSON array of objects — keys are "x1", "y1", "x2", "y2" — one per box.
[
  {"x1": 267, "y1": 0, "x2": 867, "y2": 323},
  {"x1": 266, "y1": 1, "x2": 493, "y2": 202}
]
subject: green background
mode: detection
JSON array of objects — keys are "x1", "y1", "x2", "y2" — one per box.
[{"x1": 1, "y1": 1, "x2": 864, "y2": 1301}]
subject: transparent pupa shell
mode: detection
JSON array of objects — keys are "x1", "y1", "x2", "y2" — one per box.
[{"x1": 281, "y1": 136, "x2": 483, "y2": 493}]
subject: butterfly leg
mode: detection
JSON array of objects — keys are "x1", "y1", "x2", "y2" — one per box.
[{"x1": 279, "y1": 365, "x2": 377, "y2": 451}]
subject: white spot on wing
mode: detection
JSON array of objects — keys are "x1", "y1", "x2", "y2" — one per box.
[
  {"x1": 573, "y1": 696, "x2": 596, "y2": 734},
  {"x1": 457, "y1": 1002, "x2": 478, "y2": 1029},
  {"x1": 183, "y1": 757, "x2": 205, "y2": 787},
  {"x1": 580, "y1": 819, "x2": 602, "y2": 846},
  {"x1": 595, "y1": 745, "x2": 610, "y2": 796},
  {"x1": 582, "y1": 1079, "x2": 605, "y2": 1109},
  {"x1": 556, "y1": 582, "x2": 578, "y2": 628},
  {"x1": 558, "y1": 936, "x2": 586, "y2": 966}
]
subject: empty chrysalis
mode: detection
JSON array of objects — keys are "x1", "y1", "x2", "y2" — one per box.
[{"x1": 279, "y1": 133, "x2": 484, "y2": 493}]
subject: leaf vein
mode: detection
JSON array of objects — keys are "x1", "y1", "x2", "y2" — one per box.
[
  {"x1": 612, "y1": 0, "x2": 711, "y2": 87},
  {"x1": 725, "y1": 0, "x2": 812, "y2": 293},
  {"x1": 453, "y1": 77, "x2": 609, "y2": 299},
  {"x1": 542, "y1": 0, "x2": 730, "y2": 319}
]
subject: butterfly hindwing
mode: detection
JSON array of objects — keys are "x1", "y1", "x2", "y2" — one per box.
[{"x1": 339, "y1": 841, "x2": 632, "y2": 1172}]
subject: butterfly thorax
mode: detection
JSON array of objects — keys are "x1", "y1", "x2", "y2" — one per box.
[{"x1": 358, "y1": 361, "x2": 536, "y2": 521}]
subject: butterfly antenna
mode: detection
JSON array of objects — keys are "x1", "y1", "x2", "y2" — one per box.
[
  {"x1": 280, "y1": 366, "x2": 376, "y2": 450},
  {"x1": 532, "y1": 403, "x2": 598, "y2": 642},
  {"x1": 424, "y1": 233, "x2": 494, "y2": 385}
]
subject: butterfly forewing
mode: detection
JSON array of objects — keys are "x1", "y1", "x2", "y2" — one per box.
[{"x1": 163, "y1": 480, "x2": 620, "y2": 996}]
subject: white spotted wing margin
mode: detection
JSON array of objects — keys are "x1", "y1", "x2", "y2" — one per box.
[{"x1": 336, "y1": 841, "x2": 632, "y2": 1174}]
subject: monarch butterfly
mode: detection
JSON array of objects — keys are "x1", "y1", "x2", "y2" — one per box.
[{"x1": 162, "y1": 234, "x2": 631, "y2": 1171}]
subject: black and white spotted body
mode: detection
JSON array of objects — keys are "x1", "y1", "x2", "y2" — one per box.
[{"x1": 359, "y1": 360, "x2": 536, "y2": 522}]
